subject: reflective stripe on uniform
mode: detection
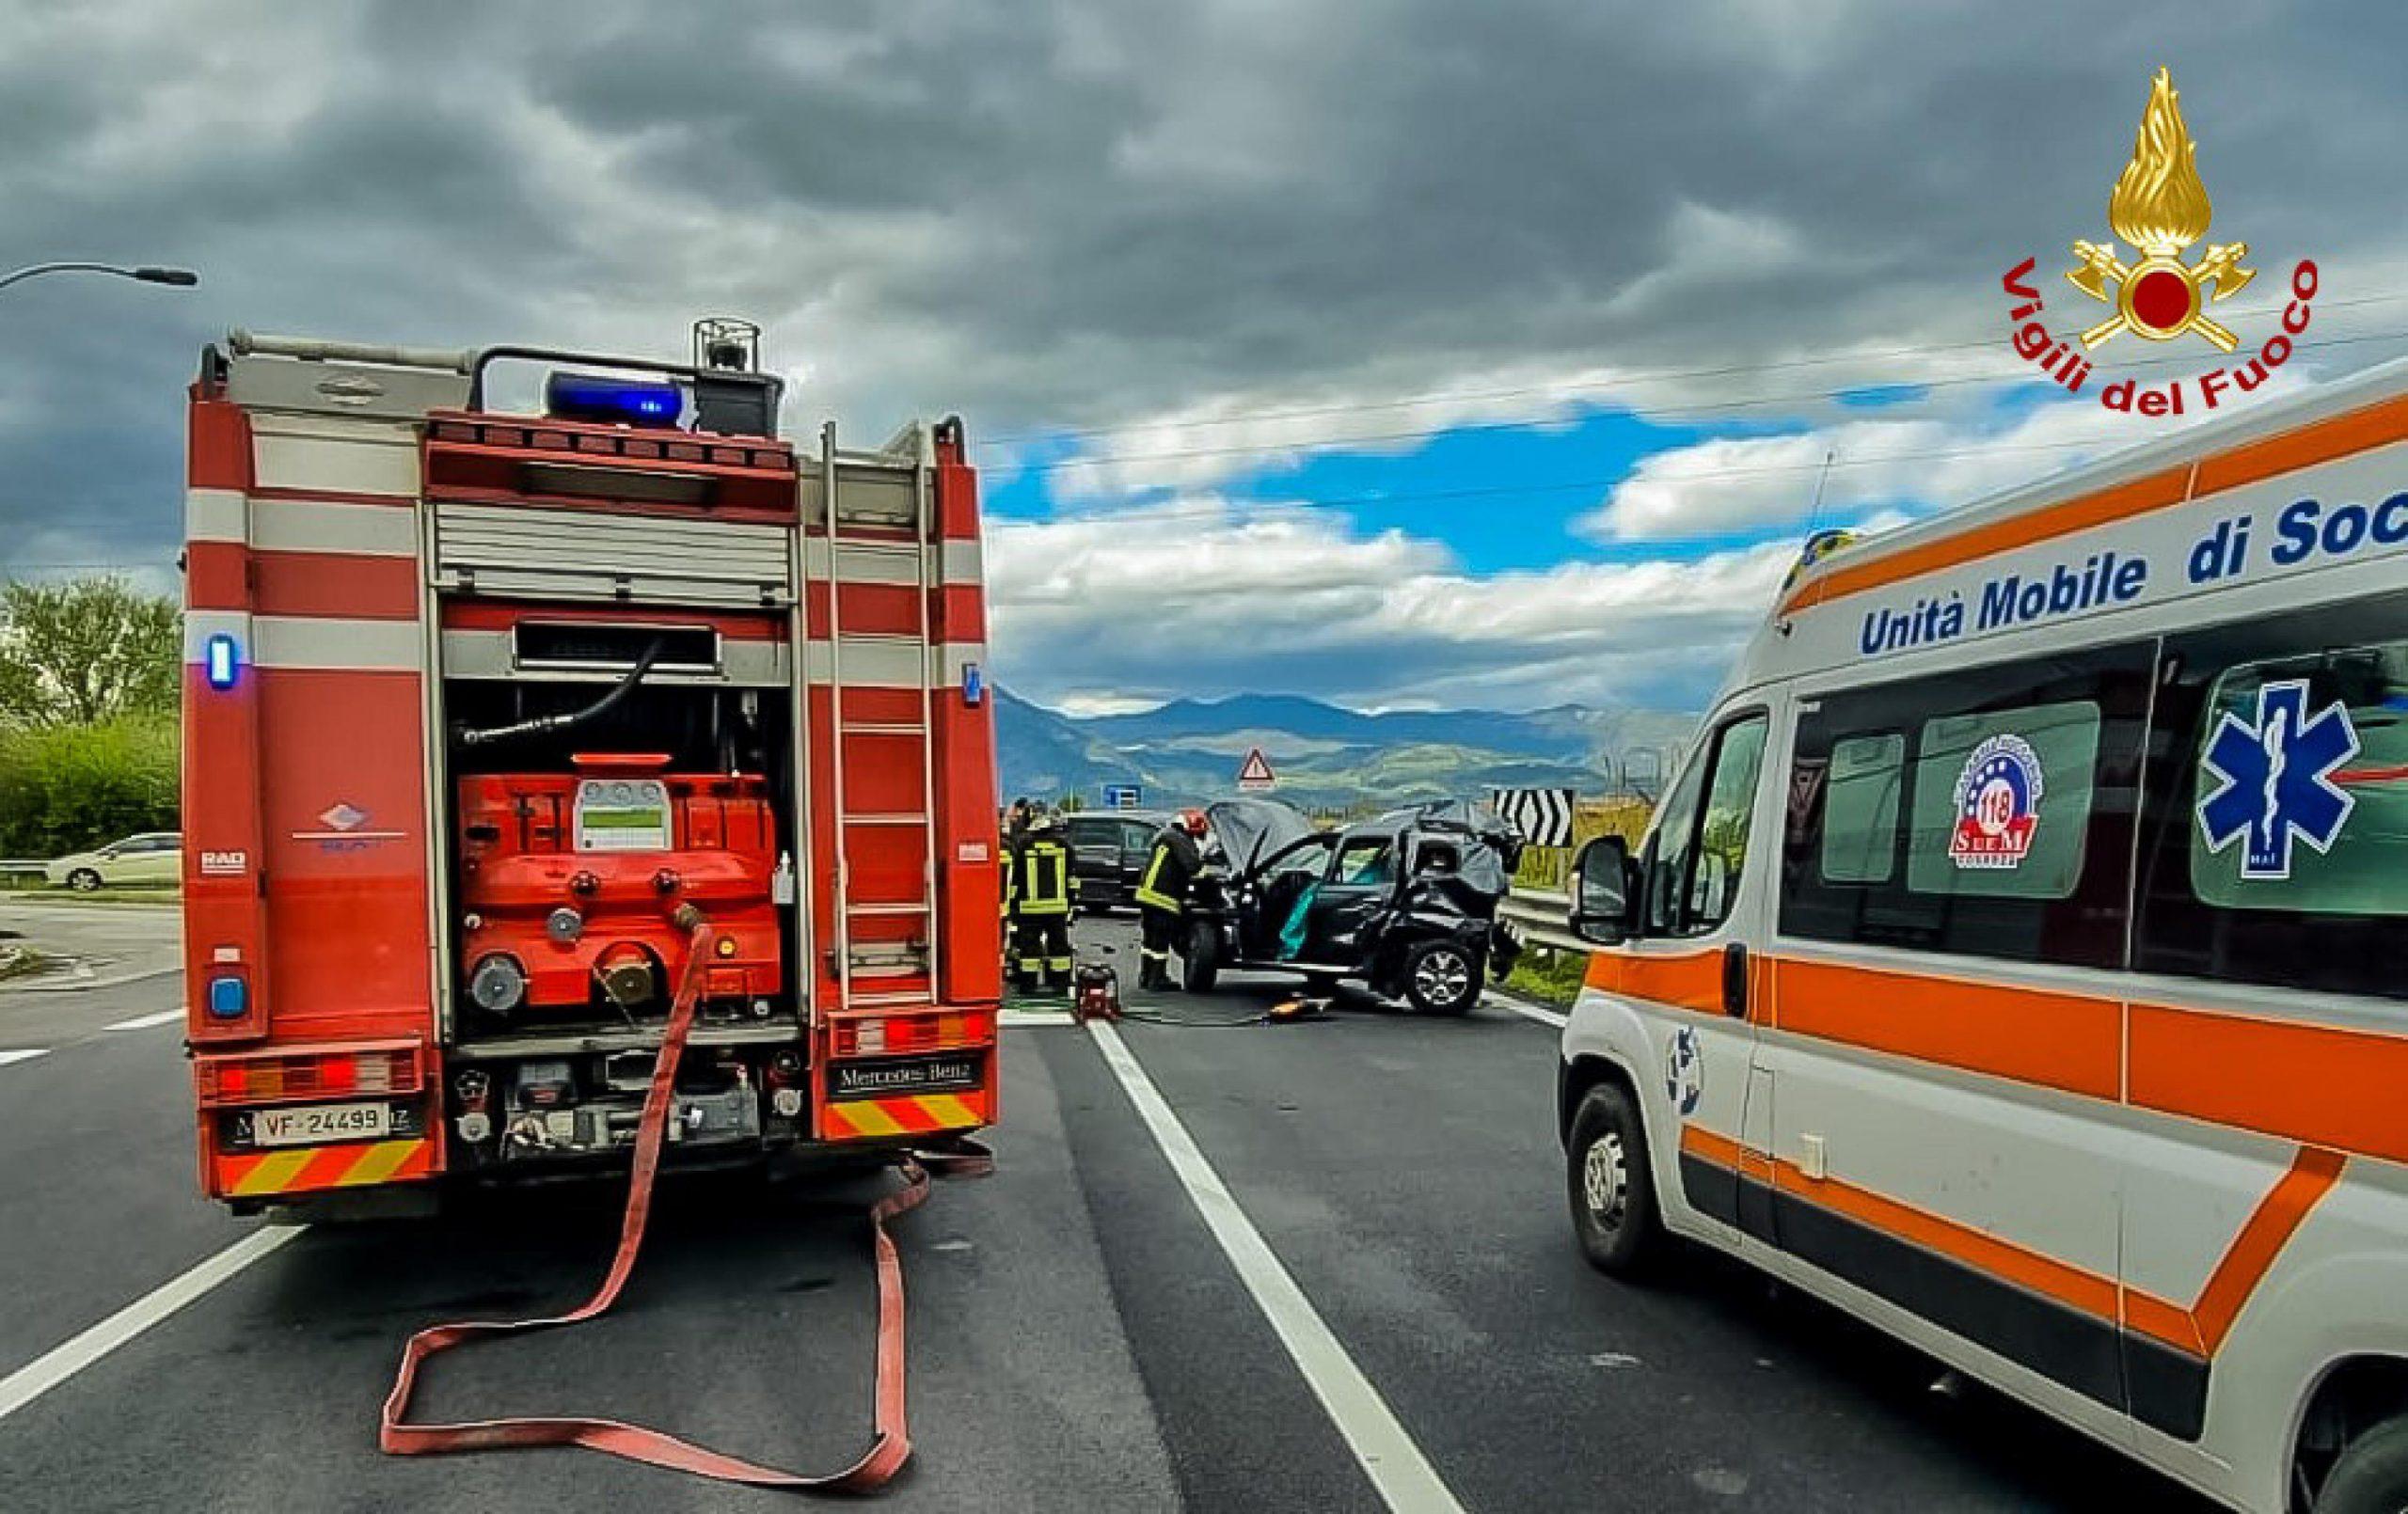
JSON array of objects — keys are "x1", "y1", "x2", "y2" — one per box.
[
  {"x1": 1014, "y1": 843, "x2": 1072, "y2": 915},
  {"x1": 1134, "y1": 845, "x2": 1182, "y2": 913}
]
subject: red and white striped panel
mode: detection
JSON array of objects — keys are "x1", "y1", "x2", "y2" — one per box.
[{"x1": 183, "y1": 401, "x2": 433, "y2": 1049}]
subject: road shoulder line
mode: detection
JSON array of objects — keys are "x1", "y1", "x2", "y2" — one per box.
[
  {"x1": 1086, "y1": 1020, "x2": 1465, "y2": 1514},
  {"x1": 1486, "y1": 988, "x2": 1568, "y2": 1029},
  {"x1": 0, "y1": 1049, "x2": 49, "y2": 1067},
  {"x1": 0, "y1": 1226, "x2": 305, "y2": 1423},
  {"x1": 103, "y1": 1009, "x2": 184, "y2": 1033}
]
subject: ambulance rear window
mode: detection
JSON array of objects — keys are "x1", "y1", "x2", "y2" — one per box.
[
  {"x1": 2186, "y1": 646, "x2": 2408, "y2": 917},
  {"x1": 2133, "y1": 594, "x2": 2408, "y2": 1001}
]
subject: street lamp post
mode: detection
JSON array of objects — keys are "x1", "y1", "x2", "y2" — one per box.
[{"x1": 0, "y1": 262, "x2": 199, "y2": 294}]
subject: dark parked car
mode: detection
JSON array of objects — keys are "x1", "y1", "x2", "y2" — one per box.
[
  {"x1": 1181, "y1": 797, "x2": 1522, "y2": 1013},
  {"x1": 1065, "y1": 811, "x2": 1173, "y2": 914}
]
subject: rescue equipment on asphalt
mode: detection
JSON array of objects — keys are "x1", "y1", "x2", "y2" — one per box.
[
  {"x1": 382, "y1": 909, "x2": 992, "y2": 1490},
  {"x1": 1071, "y1": 950, "x2": 1122, "y2": 1025}
]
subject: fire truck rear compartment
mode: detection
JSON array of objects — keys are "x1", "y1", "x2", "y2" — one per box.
[
  {"x1": 436, "y1": 660, "x2": 808, "y2": 1168},
  {"x1": 445, "y1": 675, "x2": 800, "y2": 1036}
]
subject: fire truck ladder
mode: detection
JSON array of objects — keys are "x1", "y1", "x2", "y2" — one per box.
[{"x1": 821, "y1": 421, "x2": 943, "y2": 1015}]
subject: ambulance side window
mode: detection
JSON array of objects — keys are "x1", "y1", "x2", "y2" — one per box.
[
  {"x1": 2134, "y1": 595, "x2": 2408, "y2": 1002},
  {"x1": 1820, "y1": 733, "x2": 1906, "y2": 883},
  {"x1": 1644, "y1": 711, "x2": 1767, "y2": 938},
  {"x1": 1642, "y1": 747, "x2": 1709, "y2": 936},
  {"x1": 1780, "y1": 644, "x2": 2151, "y2": 970}
]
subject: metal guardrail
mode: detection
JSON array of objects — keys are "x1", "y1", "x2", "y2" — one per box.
[
  {"x1": 0, "y1": 860, "x2": 47, "y2": 877},
  {"x1": 1498, "y1": 885, "x2": 1587, "y2": 954}
]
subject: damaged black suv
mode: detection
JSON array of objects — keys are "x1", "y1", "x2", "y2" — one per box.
[{"x1": 1180, "y1": 797, "x2": 1523, "y2": 1013}]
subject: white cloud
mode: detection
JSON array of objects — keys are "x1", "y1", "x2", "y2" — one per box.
[
  {"x1": 987, "y1": 497, "x2": 1793, "y2": 712},
  {"x1": 1576, "y1": 374, "x2": 2310, "y2": 544},
  {"x1": 1028, "y1": 358, "x2": 1626, "y2": 503}
]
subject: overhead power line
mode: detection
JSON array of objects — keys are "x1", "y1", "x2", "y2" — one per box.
[
  {"x1": 9, "y1": 316, "x2": 2406, "y2": 574},
  {"x1": 987, "y1": 315, "x2": 2408, "y2": 479}
]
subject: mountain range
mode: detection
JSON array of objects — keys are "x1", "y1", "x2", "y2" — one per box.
[{"x1": 994, "y1": 688, "x2": 1696, "y2": 812}]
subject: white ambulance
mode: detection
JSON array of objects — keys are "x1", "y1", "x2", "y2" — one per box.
[{"x1": 1557, "y1": 360, "x2": 2408, "y2": 1514}]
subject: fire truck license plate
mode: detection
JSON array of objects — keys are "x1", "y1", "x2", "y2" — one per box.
[{"x1": 252, "y1": 1102, "x2": 391, "y2": 1147}]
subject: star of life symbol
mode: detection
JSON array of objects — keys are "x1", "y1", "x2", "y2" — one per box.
[
  {"x1": 2197, "y1": 680, "x2": 2361, "y2": 881},
  {"x1": 2066, "y1": 68, "x2": 2255, "y2": 353}
]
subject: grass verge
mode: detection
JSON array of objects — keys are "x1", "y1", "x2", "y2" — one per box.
[
  {"x1": 0, "y1": 886, "x2": 181, "y2": 906},
  {"x1": 1502, "y1": 943, "x2": 1587, "y2": 1007}
]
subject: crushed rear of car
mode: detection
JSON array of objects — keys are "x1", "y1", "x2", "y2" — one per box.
[{"x1": 1181, "y1": 797, "x2": 1523, "y2": 1013}]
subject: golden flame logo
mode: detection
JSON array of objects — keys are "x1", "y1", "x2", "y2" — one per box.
[
  {"x1": 2108, "y1": 69, "x2": 2212, "y2": 254},
  {"x1": 2066, "y1": 69, "x2": 2254, "y2": 352}
]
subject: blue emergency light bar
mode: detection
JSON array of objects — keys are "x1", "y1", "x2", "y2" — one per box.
[{"x1": 544, "y1": 371, "x2": 686, "y2": 427}]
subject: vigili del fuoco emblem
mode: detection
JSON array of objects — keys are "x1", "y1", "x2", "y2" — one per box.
[{"x1": 1998, "y1": 67, "x2": 2317, "y2": 419}]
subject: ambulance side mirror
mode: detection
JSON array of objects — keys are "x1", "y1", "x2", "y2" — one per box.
[{"x1": 1570, "y1": 835, "x2": 1637, "y2": 946}]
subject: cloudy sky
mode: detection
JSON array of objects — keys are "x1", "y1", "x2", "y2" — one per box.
[{"x1": 4, "y1": 0, "x2": 2405, "y2": 714}]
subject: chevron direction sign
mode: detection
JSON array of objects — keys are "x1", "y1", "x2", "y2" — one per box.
[{"x1": 1489, "y1": 786, "x2": 1575, "y2": 847}]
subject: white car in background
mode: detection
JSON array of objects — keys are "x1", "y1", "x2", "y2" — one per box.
[{"x1": 43, "y1": 832, "x2": 182, "y2": 891}]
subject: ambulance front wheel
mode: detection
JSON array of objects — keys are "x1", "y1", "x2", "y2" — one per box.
[
  {"x1": 2316, "y1": 1416, "x2": 2408, "y2": 1514},
  {"x1": 1568, "y1": 1080, "x2": 1664, "y2": 1277}
]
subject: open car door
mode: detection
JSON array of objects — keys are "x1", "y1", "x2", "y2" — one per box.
[
  {"x1": 1300, "y1": 830, "x2": 1400, "y2": 962},
  {"x1": 1244, "y1": 832, "x2": 1336, "y2": 961}
]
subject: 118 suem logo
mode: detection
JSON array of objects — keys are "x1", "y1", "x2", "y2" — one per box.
[{"x1": 2001, "y1": 69, "x2": 2319, "y2": 419}]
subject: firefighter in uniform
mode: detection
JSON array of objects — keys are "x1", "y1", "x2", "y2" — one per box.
[
  {"x1": 1134, "y1": 809, "x2": 1208, "y2": 991},
  {"x1": 1008, "y1": 810, "x2": 1077, "y2": 996}
]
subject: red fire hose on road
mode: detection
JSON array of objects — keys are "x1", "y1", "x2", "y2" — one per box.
[{"x1": 381, "y1": 907, "x2": 991, "y2": 1491}]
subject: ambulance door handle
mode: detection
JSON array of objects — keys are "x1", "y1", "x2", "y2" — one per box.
[{"x1": 1721, "y1": 943, "x2": 1749, "y2": 1018}]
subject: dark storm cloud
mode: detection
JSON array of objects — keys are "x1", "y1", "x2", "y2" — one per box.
[{"x1": 2, "y1": 0, "x2": 2402, "y2": 586}]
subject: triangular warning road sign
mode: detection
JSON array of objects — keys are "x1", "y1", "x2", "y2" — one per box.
[{"x1": 1236, "y1": 747, "x2": 1276, "y2": 790}]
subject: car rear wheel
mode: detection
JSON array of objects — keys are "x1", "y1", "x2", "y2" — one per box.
[
  {"x1": 65, "y1": 869, "x2": 101, "y2": 892},
  {"x1": 1180, "y1": 920, "x2": 1220, "y2": 994},
  {"x1": 1400, "y1": 938, "x2": 1481, "y2": 1014},
  {"x1": 1567, "y1": 1080, "x2": 1664, "y2": 1276}
]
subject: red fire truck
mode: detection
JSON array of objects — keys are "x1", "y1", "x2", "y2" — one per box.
[{"x1": 181, "y1": 323, "x2": 1001, "y2": 1216}]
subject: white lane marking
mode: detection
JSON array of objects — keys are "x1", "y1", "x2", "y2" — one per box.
[
  {"x1": 0, "y1": 1049, "x2": 48, "y2": 1068},
  {"x1": 103, "y1": 1009, "x2": 183, "y2": 1033},
  {"x1": 0, "y1": 1225, "x2": 306, "y2": 1423},
  {"x1": 1489, "y1": 993, "x2": 1566, "y2": 1029},
  {"x1": 999, "y1": 1008, "x2": 1074, "y2": 1028},
  {"x1": 1087, "y1": 1021, "x2": 1465, "y2": 1514}
]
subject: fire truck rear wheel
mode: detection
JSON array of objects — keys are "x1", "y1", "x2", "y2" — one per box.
[
  {"x1": 2315, "y1": 1415, "x2": 2408, "y2": 1514},
  {"x1": 66, "y1": 868, "x2": 101, "y2": 891}
]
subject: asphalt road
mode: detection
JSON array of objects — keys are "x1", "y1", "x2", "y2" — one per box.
[{"x1": 0, "y1": 910, "x2": 2217, "y2": 1513}]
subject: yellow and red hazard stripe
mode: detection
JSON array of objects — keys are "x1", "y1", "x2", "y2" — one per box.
[
  {"x1": 215, "y1": 1138, "x2": 435, "y2": 1199},
  {"x1": 821, "y1": 1093, "x2": 986, "y2": 1141}
]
